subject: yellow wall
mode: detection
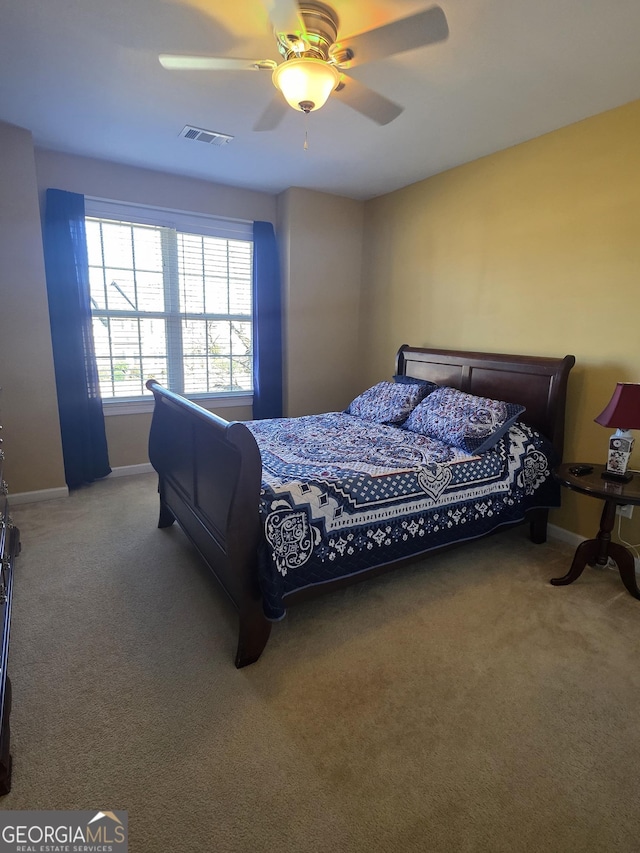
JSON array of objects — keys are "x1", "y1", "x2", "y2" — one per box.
[{"x1": 361, "y1": 98, "x2": 640, "y2": 541}]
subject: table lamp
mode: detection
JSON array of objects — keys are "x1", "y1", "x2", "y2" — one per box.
[{"x1": 594, "y1": 382, "x2": 640, "y2": 482}]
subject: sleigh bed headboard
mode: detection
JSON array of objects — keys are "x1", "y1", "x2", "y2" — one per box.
[{"x1": 396, "y1": 345, "x2": 576, "y2": 459}]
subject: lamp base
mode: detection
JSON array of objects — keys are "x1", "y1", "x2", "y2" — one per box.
[
  {"x1": 601, "y1": 470, "x2": 634, "y2": 483},
  {"x1": 602, "y1": 428, "x2": 634, "y2": 483}
]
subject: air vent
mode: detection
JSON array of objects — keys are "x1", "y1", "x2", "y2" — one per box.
[{"x1": 180, "y1": 125, "x2": 233, "y2": 146}]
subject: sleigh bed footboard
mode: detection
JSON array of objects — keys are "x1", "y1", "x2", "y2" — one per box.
[{"x1": 146, "y1": 380, "x2": 271, "y2": 666}]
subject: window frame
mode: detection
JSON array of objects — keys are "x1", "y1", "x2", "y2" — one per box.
[{"x1": 84, "y1": 197, "x2": 254, "y2": 414}]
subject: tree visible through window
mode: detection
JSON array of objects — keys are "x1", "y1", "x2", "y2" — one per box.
[{"x1": 86, "y1": 217, "x2": 253, "y2": 399}]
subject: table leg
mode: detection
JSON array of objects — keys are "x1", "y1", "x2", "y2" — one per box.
[
  {"x1": 608, "y1": 542, "x2": 640, "y2": 599},
  {"x1": 550, "y1": 538, "x2": 595, "y2": 586},
  {"x1": 591, "y1": 499, "x2": 617, "y2": 568},
  {"x1": 550, "y1": 498, "x2": 640, "y2": 599}
]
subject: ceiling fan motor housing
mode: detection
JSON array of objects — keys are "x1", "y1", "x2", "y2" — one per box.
[
  {"x1": 279, "y1": 2, "x2": 339, "y2": 60},
  {"x1": 272, "y1": 3, "x2": 342, "y2": 113}
]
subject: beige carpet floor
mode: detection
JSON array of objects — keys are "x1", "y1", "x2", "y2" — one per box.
[{"x1": 4, "y1": 473, "x2": 640, "y2": 852}]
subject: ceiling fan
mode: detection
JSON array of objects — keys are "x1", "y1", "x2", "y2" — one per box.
[{"x1": 159, "y1": 0, "x2": 449, "y2": 131}]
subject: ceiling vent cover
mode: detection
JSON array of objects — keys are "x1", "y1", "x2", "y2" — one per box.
[{"x1": 180, "y1": 125, "x2": 233, "y2": 145}]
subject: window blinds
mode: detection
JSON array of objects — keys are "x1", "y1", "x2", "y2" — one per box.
[{"x1": 86, "y1": 216, "x2": 253, "y2": 399}]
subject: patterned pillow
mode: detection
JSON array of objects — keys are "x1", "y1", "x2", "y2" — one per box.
[
  {"x1": 348, "y1": 381, "x2": 432, "y2": 424},
  {"x1": 403, "y1": 386, "x2": 525, "y2": 454},
  {"x1": 393, "y1": 374, "x2": 439, "y2": 393}
]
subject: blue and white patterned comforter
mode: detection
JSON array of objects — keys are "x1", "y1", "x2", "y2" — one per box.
[{"x1": 245, "y1": 413, "x2": 558, "y2": 619}]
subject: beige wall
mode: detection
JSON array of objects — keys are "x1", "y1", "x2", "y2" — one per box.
[
  {"x1": 37, "y1": 154, "x2": 365, "y2": 463},
  {"x1": 34, "y1": 150, "x2": 278, "y2": 470},
  {"x1": 0, "y1": 134, "x2": 365, "y2": 483},
  {"x1": 104, "y1": 404, "x2": 252, "y2": 468},
  {"x1": 0, "y1": 121, "x2": 65, "y2": 493},
  {"x1": 361, "y1": 98, "x2": 640, "y2": 541},
  {"x1": 277, "y1": 187, "x2": 364, "y2": 416},
  {"x1": 35, "y1": 150, "x2": 277, "y2": 224}
]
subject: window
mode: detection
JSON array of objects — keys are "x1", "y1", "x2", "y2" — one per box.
[{"x1": 85, "y1": 201, "x2": 253, "y2": 403}]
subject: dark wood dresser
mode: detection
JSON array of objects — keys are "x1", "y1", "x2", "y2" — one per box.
[{"x1": 0, "y1": 414, "x2": 19, "y2": 793}]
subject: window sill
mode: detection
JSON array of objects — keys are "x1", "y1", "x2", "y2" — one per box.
[{"x1": 102, "y1": 394, "x2": 253, "y2": 416}]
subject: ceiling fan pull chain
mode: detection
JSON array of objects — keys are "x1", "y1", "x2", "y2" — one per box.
[{"x1": 303, "y1": 111, "x2": 309, "y2": 151}]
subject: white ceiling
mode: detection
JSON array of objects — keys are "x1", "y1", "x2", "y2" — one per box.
[{"x1": 2, "y1": 0, "x2": 640, "y2": 201}]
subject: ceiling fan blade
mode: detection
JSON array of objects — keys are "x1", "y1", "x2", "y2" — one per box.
[
  {"x1": 262, "y1": 0, "x2": 308, "y2": 44},
  {"x1": 332, "y1": 5, "x2": 449, "y2": 68},
  {"x1": 159, "y1": 55, "x2": 276, "y2": 71},
  {"x1": 253, "y1": 95, "x2": 289, "y2": 132},
  {"x1": 333, "y1": 76, "x2": 403, "y2": 126}
]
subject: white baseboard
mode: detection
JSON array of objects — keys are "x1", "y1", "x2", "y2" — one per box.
[
  {"x1": 108, "y1": 463, "x2": 154, "y2": 477},
  {"x1": 549, "y1": 523, "x2": 640, "y2": 574},
  {"x1": 548, "y1": 523, "x2": 583, "y2": 550},
  {"x1": 8, "y1": 464, "x2": 153, "y2": 504},
  {"x1": 10, "y1": 486, "x2": 69, "y2": 505}
]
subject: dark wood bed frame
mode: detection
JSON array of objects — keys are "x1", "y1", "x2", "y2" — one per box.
[{"x1": 146, "y1": 345, "x2": 575, "y2": 667}]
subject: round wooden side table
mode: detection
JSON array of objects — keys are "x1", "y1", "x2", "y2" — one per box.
[{"x1": 551, "y1": 463, "x2": 640, "y2": 599}]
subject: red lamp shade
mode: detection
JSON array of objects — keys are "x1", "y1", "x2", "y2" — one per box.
[{"x1": 594, "y1": 383, "x2": 640, "y2": 429}]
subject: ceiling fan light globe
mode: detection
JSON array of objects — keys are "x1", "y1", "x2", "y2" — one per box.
[{"x1": 272, "y1": 57, "x2": 339, "y2": 113}]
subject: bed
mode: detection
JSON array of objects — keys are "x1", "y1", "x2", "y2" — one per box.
[{"x1": 146, "y1": 345, "x2": 575, "y2": 667}]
